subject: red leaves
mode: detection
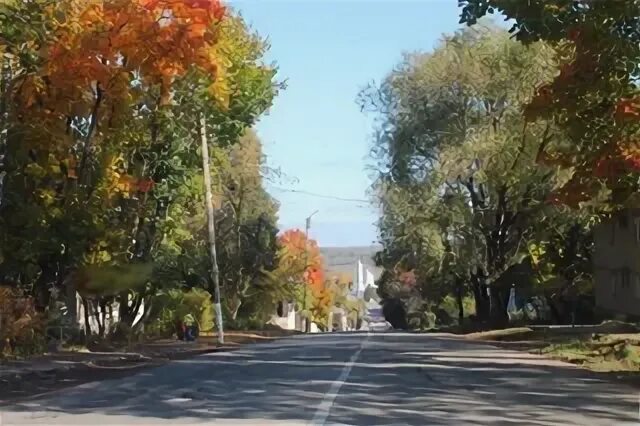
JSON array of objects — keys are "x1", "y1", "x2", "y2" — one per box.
[
  {"x1": 137, "y1": 178, "x2": 155, "y2": 193},
  {"x1": 567, "y1": 26, "x2": 582, "y2": 43},
  {"x1": 592, "y1": 142, "x2": 640, "y2": 180},
  {"x1": 547, "y1": 140, "x2": 640, "y2": 208},
  {"x1": 398, "y1": 270, "x2": 416, "y2": 288},
  {"x1": 615, "y1": 98, "x2": 640, "y2": 122},
  {"x1": 278, "y1": 229, "x2": 325, "y2": 288}
]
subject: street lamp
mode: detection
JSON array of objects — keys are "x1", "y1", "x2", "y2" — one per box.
[
  {"x1": 302, "y1": 210, "x2": 319, "y2": 332},
  {"x1": 305, "y1": 210, "x2": 319, "y2": 236}
]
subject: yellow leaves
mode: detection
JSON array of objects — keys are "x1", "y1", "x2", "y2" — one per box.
[
  {"x1": 208, "y1": 74, "x2": 230, "y2": 110},
  {"x1": 24, "y1": 163, "x2": 47, "y2": 179},
  {"x1": 37, "y1": 188, "x2": 56, "y2": 207},
  {"x1": 527, "y1": 242, "x2": 546, "y2": 267},
  {"x1": 115, "y1": 174, "x2": 136, "y2": 194}
]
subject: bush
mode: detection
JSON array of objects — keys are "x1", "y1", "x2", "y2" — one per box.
[
  {"x1": 438, "y1": 295, "x2": 476, "y2": 325},
  {"x1": 146, "y1": 288, "x2": 215, "y2": 338},
  {"x1": 232, "y1": 316, "x2": 266, "y2": 331},
  {"x1": 382, "y1": 298, "x2": 408, "y2": 329},
  {"x1": 408, "y1": 310, "x2": 436, "y2": 330},
  {"x1": 0, "y1": 286, "x2": 46, "y2": 357}
]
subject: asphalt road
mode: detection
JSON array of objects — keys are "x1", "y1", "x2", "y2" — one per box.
[{"x1": 1, "y1": 332, "x2": 638, "y2": 425}]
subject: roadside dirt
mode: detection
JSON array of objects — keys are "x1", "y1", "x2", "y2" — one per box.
[{"x1": 462, "y1": 324, "x2": 640, "y2": 388}]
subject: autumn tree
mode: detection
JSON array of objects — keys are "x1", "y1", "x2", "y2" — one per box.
[
  {"x1": 460, "y1": 1, "x2": 640, "y2": 208},
  {"x1": 272, "y1": 229, "x2": 328, "y2": 328},
  {"x1": 0, "y1": 1, "x2": 282, "y2": 337}
]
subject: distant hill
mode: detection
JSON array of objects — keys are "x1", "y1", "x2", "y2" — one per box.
[{"x1": 320, "y1": 246, "x2": 382, "y2": 280}]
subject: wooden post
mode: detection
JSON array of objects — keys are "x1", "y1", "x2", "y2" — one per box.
[{"x1": 200, "y1": 116, "x2": 224, "y2": 345}]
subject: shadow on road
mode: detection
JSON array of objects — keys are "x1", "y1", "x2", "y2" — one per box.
[{"x1": 2, "y1": 333, "x2": 638, "y2": 425}]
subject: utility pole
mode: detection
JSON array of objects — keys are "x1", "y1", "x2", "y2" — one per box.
[
  {"x1": 200, "y1": 115, "x2": 224, "y2": 345},
  {"x1": 302, "y1": 210, "x2": 319, "y2": 333}
]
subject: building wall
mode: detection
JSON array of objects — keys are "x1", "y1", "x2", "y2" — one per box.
[
  {"x1": 269, "y1": 301, "x2": 297, "y2": 330},
  {"x1": 593, "y1": 209, "x2": 640, "y2": 316}
]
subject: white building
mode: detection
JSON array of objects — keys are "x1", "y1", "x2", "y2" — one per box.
[
  {"x1": 270, "y1": 257, "x2": 381, "y2": 333},
  {"x1": 351, "y1": 258, "x2": 377, "y2": 299}
]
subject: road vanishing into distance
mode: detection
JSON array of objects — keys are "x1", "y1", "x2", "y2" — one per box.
[{"x1": 1, "y1": 332, "x2": 638, "y2": 425}]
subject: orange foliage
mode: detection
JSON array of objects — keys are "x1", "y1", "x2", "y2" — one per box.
[
  {"x1": 546, "y1": 141, "x2": 640, "y2": 208},
  {"x1": 278, "y1": 229, "x2": 325, "y2": 289},
  {"x1": 13, "y1": 0, "x2": 227, "y2": 120}
]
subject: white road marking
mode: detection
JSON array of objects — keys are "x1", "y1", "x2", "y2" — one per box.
[{"x1": 311, "y1": 332, "x2": 371, "y2": 425}]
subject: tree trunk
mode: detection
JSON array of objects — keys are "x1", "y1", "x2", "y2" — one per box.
[
  {"x1": 455, "y1": 278, "x2": 464, "y2": 324},
  {"x1": 200, "y1": 116, "x2": 224, "y2": 344},
  {"x1": 230, "y1": 297, "x2": 242, "y2": 321},
  {"x1": 82, "y1": 297, "x2": 92, "y2": 337},
  {"x1": 490, "y1": 288, "x2": 508, "y2": 325},
  {"x1": 545, "y1": 292, "x2": 563, "y2": 324},
  {"x1": 132, "y1": 297, "x2": 153, "y2": 333},
  {"x1": 0, "y1": 58, "x2": 11, "y2": 206},
  {"x1": 470, "y1": 271, "x2": 489, "y2": 322},
  {"x1": 94, "y1": 299, "x2": 105, "y2": 337},
  {"x1": 100, "y1": 299, "x2": 108, "y2": 336},
  {"x1": 107, "y1": 303, "x2": 113, "y2": 328},
  {"x1": 77, "y1": 83, "x2": 103, "y2": 188},
  {"x1": 118, "y1": 292, "x2": 143, "y2": 327}
]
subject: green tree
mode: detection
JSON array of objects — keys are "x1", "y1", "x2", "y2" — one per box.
[{"x1": 361, "y1": 24, "x2": 594, "y2": 325}]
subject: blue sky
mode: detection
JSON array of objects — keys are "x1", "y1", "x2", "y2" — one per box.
[{"x1": 231, "y1": 0, "x2": 463, "y2": 247}]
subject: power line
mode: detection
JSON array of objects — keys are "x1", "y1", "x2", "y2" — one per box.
[{"x1": 268, "y1": 185, "x2": 372, "y2": 203}]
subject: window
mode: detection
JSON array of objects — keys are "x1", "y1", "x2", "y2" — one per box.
[{"x1": 635, "y1": 217, "x2": 640, "y2": 244}]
